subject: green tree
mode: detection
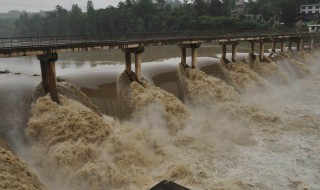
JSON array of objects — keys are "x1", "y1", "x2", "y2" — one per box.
[
  {"x1": 87, "y1": 0, "x2": 94, "y2": 15},
  {"x1": 192, "y1": 0, "x2": 207, "y2": 16}
]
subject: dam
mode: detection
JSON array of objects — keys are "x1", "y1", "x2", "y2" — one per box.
[
  {"x1": 0, "y1": 32, "x2": 320, "y2": 190},
  {"x1": 0, "y1": 32, "x2": 318, "y2": 103}
]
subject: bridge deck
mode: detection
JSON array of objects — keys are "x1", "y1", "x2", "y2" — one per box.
[{"x1": 0, "y1": 32, "x2": 318, "y2": 57}]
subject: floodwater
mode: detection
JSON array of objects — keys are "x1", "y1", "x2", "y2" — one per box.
[{"x1": 0, "y1": 42, "x2": 319, "y2": 190}]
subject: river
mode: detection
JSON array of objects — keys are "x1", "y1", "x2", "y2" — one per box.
[{"x1": 0, "y1": 42, "x2": 319, "y2": 190}]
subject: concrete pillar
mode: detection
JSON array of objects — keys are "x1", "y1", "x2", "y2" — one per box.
[
  {"x1": 280, "y1": 41, "x2": 286, "y2": 52},
  {"x1": 288, "y1": 39, "x2": 292, "y2": 50},
  {"x1": 125, "y1": 52, "x2": 132, "y2": 75},
  {"x1": 181, "y1": 47, "x2": 187, "y2": 67},
  {"x1": 135, "y1": 53, "x2": 142, "y2": 82},
  {"x1": 47, "y1": 62, "x2": 59, "y2": 103},
  {"x1": 301, "y1": 39, "x2": 305, "y2": 50},
  {"x1": 232, "y1": 43, "x2": 238, "y2": 62},
  {"x1": 297, "y1": 40, "x2": 301, "y2": 51},
  {"x1": 272, "y1": 41, "x2": 276, "y2": 53},
  {"x1": 259, "y1": 41, "x2": 265, "y2": 62},
  {"x1": 37, "y1": 52, "x2": 59, "y2": 103},
  {"x1": 40, "y1": 61, "x2": 49, "y2": 93},
  {"x1": 122, "y1": 45, "x2": 144, "y2": 82},
  {"x1": 250, "y1": 41, "x2": 255, "y2": 55},
  {"x1": 309, "y1": 38, "x2": 314, "y2": 49},
  {"x1": 222, "y1": 43, "x2": 227, "y2": 62},
  {"x1": 191, "y1": 47, "x2": 197, "y2": 68},
  {"x1": 178, "y1": 43, "x2": 200, "y2": 68}
]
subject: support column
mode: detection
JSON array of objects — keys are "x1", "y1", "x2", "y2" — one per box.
[
  {"x1": 280, "y1": 41, "x2": 286, "y2": 52},
  {"x1": 37, "y1": 52, "x2": 59, "y2": 103},
  {"x1": 47, "y1": 62, "x2": 59, "y2": 103},
  {"x1": 231, "y1": 43, "x2": 238, "y2": 62},
  {"x1": 272, "y1": 41, "x2": 276, "y2": 53},
  {"x1": 122, "y1": 45, "x2": 145, "y2": 83},
  {"x1": 259, "y1": 41, "x2": 265, "y2": 62},
  {"x1": 250, "y1": 41, "x2": 255, "y2": 55},
  {"x1": 288, "y1": 39, "x2": 292, "y2": 50},
  {"x1": 222, "y1": 43, "x2": 227, "y2": 62},
  {"x1": 191, "y1": 47, "x2": 197, "y2": 68},
  {"x1": 181, "y1": 47, "x2": 187, "y2": 67},
  {"x1": 309, "y1": 38, "x2": 314, "y2": 50},
  {"x1": 297, "y1": 40, "x2": 301, "y2": 51},
  {"x1": 135, "y1": 53, "x2": 142, "y2": 82},
  {"x1": 125, "y1": 52, "x2": 132, "y2": 75},
  {"x1": 178, "y1": 43, "x2": 201, "y2": 68},
  {"x1": 40, "y1": 61, "x2": 49, "y2": 93},
  {"x1": 301, "y1": 39, "x2": 305, "y2": 50}
]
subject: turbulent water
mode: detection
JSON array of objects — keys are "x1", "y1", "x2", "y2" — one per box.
[
  {"x1": 0, "y1": 140, "x2": 47, "y2": 190},
  {"x1": 1, "y1": 49, "x2": 320, "y2": 190}
]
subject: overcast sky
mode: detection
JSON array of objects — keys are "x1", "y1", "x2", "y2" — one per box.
[{"x1": 0, "y1": 0, "x2": 123, "y2": 13}]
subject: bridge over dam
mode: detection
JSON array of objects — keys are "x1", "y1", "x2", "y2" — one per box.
[{"x1": 1, "y1": 32, "x2": 319, "y2": 103}]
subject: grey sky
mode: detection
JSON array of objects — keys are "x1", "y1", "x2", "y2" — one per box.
[{"x1": 0, "y1": 0, "x2": 123, "y2": 13}]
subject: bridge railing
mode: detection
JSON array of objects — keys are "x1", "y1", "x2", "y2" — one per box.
[{"x1": 0, "y1": 31, "x2": 319, "y2": 49}]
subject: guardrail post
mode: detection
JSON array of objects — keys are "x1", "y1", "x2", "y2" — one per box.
[{"x1": 36, "y1": 52, "x2": 59, "y2": 104}]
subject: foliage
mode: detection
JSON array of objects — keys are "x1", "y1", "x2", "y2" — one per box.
[{"x1": 0, "y1": 0, "x2": 311, "y2": 38}]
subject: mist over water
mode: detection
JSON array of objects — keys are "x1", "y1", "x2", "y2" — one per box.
[{"x1": 0, "y1": 45, "x2": 320, "y2": 190}]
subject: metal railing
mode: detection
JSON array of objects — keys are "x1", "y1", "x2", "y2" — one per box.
[{"x1": 0, "y1": 31, "x2": 319, "y2": 49}]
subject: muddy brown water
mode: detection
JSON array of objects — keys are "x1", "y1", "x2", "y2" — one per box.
[{"x1": 2, "y1": 42, "x2": 319, "y2": 190}]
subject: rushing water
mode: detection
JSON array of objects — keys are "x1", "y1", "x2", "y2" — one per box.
[{"x1": 0, "y1": 42, "x2": 319, "y2": 190}]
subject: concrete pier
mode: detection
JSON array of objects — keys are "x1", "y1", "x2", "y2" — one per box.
[
  {"x1": 259, "y1": 41, "x2": 265, "y2": 62},
  {"x1": 222, "y1": 43, "x2": 227, "y2": 63},
  {"x1": 181, "y1": 47, "x2": 187, "y2": 67},
  {"x1": 191, "y1": 46, "x2": 198, "y2": 68},
  {"x1": 178, "y1": 43, "x2": 201, "y2": 68},
  {"x1": 122, "y1": 45, "x2": 145, "y2": 82},
  {"x1": 220, "y1": 42, "x2": 238, "y2": 63},
  {"x1": 297, "y1": 39, "x2": 302, "y2": 51},
  {"x1": 309, "y1": 38, "x2": 314, "y2": 50},
  {"x1": 37, "y1": 52, "x2": 59, "y2": 103},
  {"x1": 280, "y1": 41, "x2": 286, "y2": 52},
  {"x1": 232, "y1": 43, "x2": 239, "y2": 62},
  {"x1": 134, "y1": 52, "x2": 142, "y2": 81},
  {"x1": 300, "y1": 39, "x2": 305, "y2": 50},
  {"x1": 288, "y1": 39, "x2": 292, "y2": 50},
  {"x1": 125, "y1": 52, "x2": 132, "y2": 75},
  {"x1": 250, "y1": 41, "x2": 255, "y2": 55},
  {"x1": 272, "y1": 40, "x2": 286, "y2": 52},
  {"x1": 272, "y1": 41, "x2": 276, "y2": 53}
]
